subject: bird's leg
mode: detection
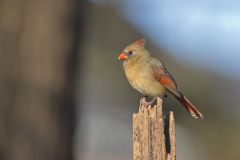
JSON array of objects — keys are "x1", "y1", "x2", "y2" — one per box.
[
  {"x1": 147, "y1": 96, "x2": 157, "y2": 105},
  {"x1": 140, "y1": 96, "x2": 148, "y2": 107},
  {"x1": 140, "y1": 96, "x2": 157, "y2": 107}
]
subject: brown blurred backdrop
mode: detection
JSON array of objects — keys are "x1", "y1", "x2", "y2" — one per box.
[{"x1": 0, "y1": 0, "x2": 86, "y2": 159}]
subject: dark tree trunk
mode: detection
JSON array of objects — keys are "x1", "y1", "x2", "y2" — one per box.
[{"x1": 0, "y1": 0, "x2": 85, "y2": 160}]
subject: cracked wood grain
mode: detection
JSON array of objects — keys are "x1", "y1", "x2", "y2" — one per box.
[{"x1": 133, "y1": 98, "x2": 176, "y2": 160}]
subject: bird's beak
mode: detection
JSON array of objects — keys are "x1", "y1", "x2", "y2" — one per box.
[{"x1": 118, "y1": 53, "x2": 128, "y2": 61}]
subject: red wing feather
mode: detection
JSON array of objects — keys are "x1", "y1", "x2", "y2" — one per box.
[
  {"x1": 159, "y1": 75, "x2": 178, "y2": 92},
  {"x1": 156, "y1": 71, "x2": 203, "y2": 119},
  {"x1": 152, "y1": 61, "x2": 180, "y2": 96},
  {"x1": 151, "y1": 58, "x2": 203, "y2": 119},
  {"x1": 151, "y1": 58, "x2": 178, "y2": 89}
]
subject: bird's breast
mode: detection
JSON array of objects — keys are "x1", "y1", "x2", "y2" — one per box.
[{"x1": 124, "y1": 62, "x2": 166, "y2": 97}]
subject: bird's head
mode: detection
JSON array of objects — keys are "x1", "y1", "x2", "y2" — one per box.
[{"x1": 118, "y1": 39, "x2": 150, "y2": 62}]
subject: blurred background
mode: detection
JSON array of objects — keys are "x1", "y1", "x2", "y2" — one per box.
[{"x1": 0, "y1": 0, "x2": 240, "y2": 160}]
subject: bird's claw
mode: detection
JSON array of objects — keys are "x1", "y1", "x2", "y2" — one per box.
[
  {"x1": 140, "y1": 97, "x2": 157, "y2": 107},
  {"x1": 140, "y1": 97, "x2": 148, "y2": 107}
]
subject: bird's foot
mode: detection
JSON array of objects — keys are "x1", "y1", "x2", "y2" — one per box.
[
  {"x1": 140, "y1": 97, "x2": 148, "y2": 107},
  {"x1": 140, "y1": 97, "x2": 157, "y2": 107}
]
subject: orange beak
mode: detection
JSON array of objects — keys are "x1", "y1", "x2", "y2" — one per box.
[{"x1": 118, "y1": 53, "x2": 128, "y2": 61}]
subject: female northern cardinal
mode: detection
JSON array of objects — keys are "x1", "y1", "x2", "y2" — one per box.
[{"x1": 118, "y1": 39, "x2": 203, "y2": 119}]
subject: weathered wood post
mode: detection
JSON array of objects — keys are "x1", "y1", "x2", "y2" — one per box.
[{"x1": 133, "y1": 97, "x2": 176, "y2": 160}]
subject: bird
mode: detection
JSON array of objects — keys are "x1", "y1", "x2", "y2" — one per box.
[{"x1": 118, "y1": 39, "x2": 203, "y2": 119}]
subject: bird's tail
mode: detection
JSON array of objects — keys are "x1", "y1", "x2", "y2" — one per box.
[{"x1": 173, "y1": 92, "x2": 203, "y2": 119}]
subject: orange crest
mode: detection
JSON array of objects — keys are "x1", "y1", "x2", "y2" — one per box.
[{"x1": 134, "y1": 39, "x2": 146, "y2": 47}]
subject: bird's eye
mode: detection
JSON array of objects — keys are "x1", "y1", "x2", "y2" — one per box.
[{"x1": 128, "y1": 51, "x2": 133, "y2": 55}]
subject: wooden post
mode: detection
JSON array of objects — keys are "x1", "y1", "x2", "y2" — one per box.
[{"x1": 133, "y1": 97, "x2": 176, "y2": 160}]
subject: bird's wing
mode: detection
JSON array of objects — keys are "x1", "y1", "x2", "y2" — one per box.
[
  {"x1": 151, "y1": 57, "x2": 203, "y2": 119},
  {"x1": 150, "y1": 57, "x2": 180, "y2": 96}
]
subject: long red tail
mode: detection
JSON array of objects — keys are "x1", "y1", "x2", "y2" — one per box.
[{"x1": 173, "y1": 92, "x2": 203, "y2": 119}]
